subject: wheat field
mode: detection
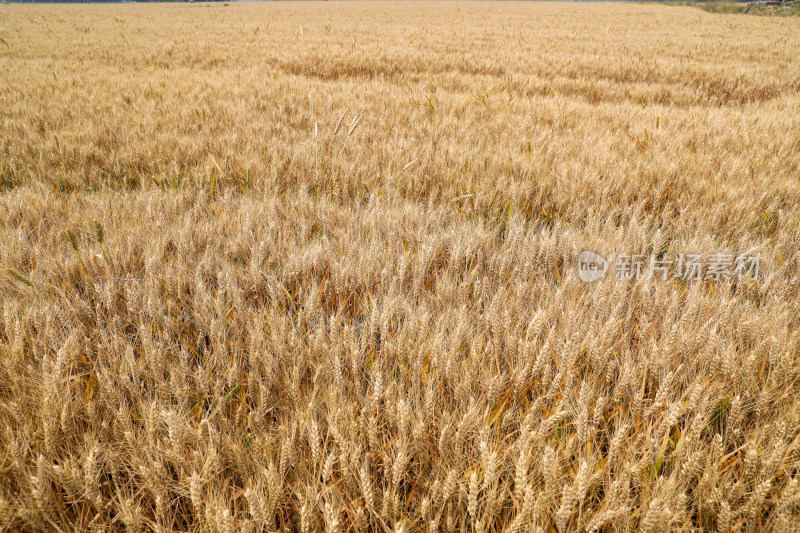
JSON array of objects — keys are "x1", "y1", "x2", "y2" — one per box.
[{"x1": 1, "y1": 1, "x2": 800, "y2": 531}]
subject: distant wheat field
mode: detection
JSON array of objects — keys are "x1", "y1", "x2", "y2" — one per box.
[{"x1": 1, "y1": 2, "x2": 800, "y2": 531}]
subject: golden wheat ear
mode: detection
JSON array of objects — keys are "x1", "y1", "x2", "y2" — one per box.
[
  {"x1": 347, "y1": 114, "x2": 363, "y2": 137},
  {"x1": 333, "y1": 110, "x2": 347, "y2": 136},
  {"x1": 92, "y1": 254, "x2": 109, "y2": 278}
]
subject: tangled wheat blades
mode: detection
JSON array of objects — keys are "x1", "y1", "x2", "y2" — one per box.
[{"x1": 1, "y1": 1, "x2": 800, "y2": 531}]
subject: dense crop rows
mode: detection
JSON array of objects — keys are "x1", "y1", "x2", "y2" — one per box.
[{"x1": 1, "y1": 2, "x2": 800, "y2": 531}]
